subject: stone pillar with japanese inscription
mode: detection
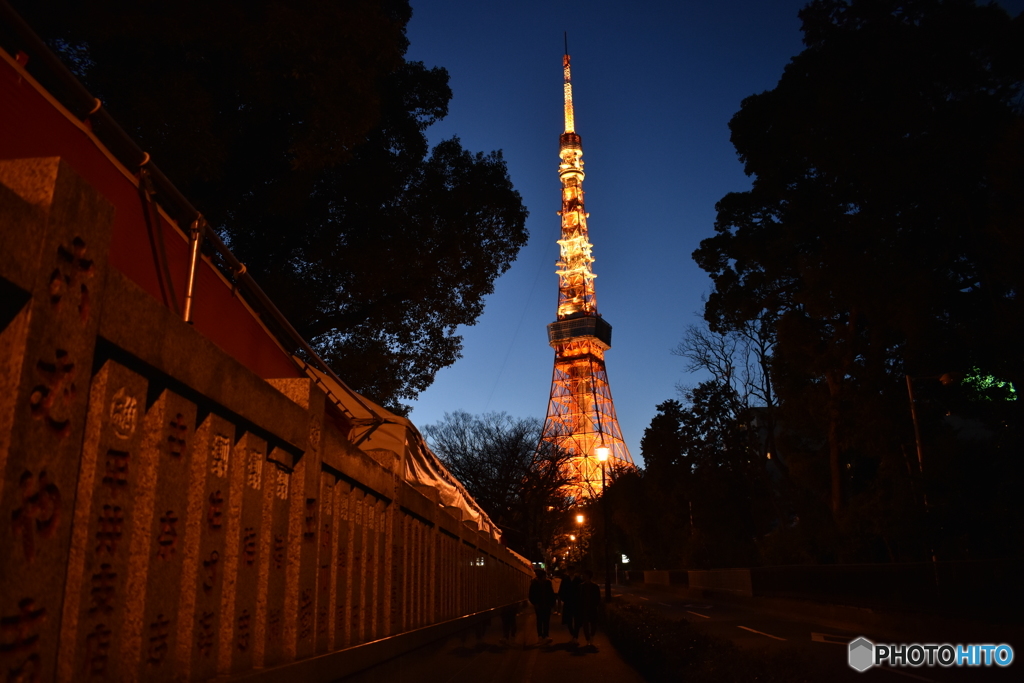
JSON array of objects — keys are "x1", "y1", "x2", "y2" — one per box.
[
  {"x1": 396, "y1": 514, "x2": 408, "y2": 634},
  {"x1": 428, "y1": 529, "x2": 438, "y2": 625},
  {"x1": 178, "y1": 413, "x2": 234, "y2": 680},
  {"x1": 444, "y1": 533, "x2": 455, "y2": 620},
  {"x1": 379, "y1": 497, "x2": 393, "y2": 639},
  {"x1": 266, "y1": 378, "x2": 325, "y2": 661},
  {"x1": 127, "y1": 388, "x2": 198, "y2": 682},
  {"x1": 0, "y1": 158, "x2": 114, "y2": 683},
  {"x1": 170, "y1": 404, "x2": 208, "y2": 680},
  {"x1": 297, "y1": 422, "x2": 323, "y2": 659},
  {"x1": 414, "y1": 519, "x2": 423, "y2": 626},
  {"x1": 314, "y1": 472, "x2": 335, "y2": 654},
  {"x1": 349, "y1": 488, "x2": 366, "y2": 644},
  {"x1": 403, "y1": 516, "x2": 414, "y2": 630},
  {"x1": 260, "y1": 459, "x2": 293, "y2": 668},
  {"x1": 451, "y1": 538, "x2": 458, "y2": 618},
  {"x1": 450, "y1": 535, "x2": 458, "y2": 619},
  {"x1": 335, "y1": 481, "x2": 353, "y2": 649},
  {"x1": 440, "y1": 534, "x2": 450, "y2": 620},
  {"x1": 419, "y1": 523, "x2": 429, "y2": 626},
  {"x1": 459, "y1": 541, "x2": 468, "y2": 617},
  {"x1": 411, "y1": 519, "x2": 422, "y2": 629},
  {"x1": 220, "y1": 431, "x2": 267, "y2": 675},
  {"x1": 436, "y1": 533, "x2": 446, "y2": 621},
  {"x1": 58, "y1": 360, "x2": 148, "y2": 682},
  {"x1": 449, "y1": 536, "x2": 458, "y2": 618},
  {"x1": 389, "y1": 506, "x2": 405, "y2": 636},
  {"x1": 362, "y1": 496, "x2": 377, "y2": 640},
  {"x1": 373, "y1": 499, "x2": 386, "y2": 638}
]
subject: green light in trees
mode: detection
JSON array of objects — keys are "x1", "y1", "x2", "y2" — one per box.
[{"x1": 962, "y1": 367, "x2": 1017, "y2": 402}]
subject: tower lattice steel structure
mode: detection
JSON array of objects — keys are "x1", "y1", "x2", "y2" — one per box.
[{"x1": 541, "y1": 50, "x2": 634, "y2": 500}]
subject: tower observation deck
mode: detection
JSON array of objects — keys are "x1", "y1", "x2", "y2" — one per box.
[{"x1": 540, "y1": 50, "x2": 634, "y2": 500}]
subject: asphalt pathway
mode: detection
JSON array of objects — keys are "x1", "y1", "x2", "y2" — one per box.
[{"x1": 336, "y1": 607, "x2": 645, "y2": 683}]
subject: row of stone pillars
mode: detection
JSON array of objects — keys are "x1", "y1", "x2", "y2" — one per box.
[{"x1": 0, "y1": 157, "x2": 532, "y2": 683}]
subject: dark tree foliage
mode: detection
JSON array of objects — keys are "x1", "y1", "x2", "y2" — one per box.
[
  {"x1": 691, "y1": 0, "x2": 1024, "y2": 561},
  {"x1": 639, "y1": 399, "x2": 692, "y2": 485},
  {"x1": 608, "y1": 388, "x2": 771, "y2": 570},
  {"x1": 19, "y1": 0, "x2": 530, "y2": 411},
  {"x1": 423, "y1": 412, "x2": 573, "y2": 560},
  {"x1": 679, "y1": 383, "x2": 772, "y2": 569},
  {"x1": 607, "y1": 400, "x2": 691, "y2": 570}
]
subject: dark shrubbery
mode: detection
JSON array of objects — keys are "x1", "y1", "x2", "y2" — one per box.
[{"x1": 604, "y1": 601, "x2": 826, "y2": 682}]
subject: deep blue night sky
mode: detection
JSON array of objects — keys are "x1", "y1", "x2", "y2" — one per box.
[{"x1": 404, "y1": 0, "x2": 1024, "y2": 464}]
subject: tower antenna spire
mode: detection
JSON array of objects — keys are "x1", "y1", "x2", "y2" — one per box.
[
  {"x1": 541, "y1": 51, "x2": 634, "y2": 499},
  {"x1": 562, "y1": 36, "x2": 575, "y2": 134}
]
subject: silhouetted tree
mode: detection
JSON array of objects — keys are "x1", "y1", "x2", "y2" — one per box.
[
  {"x1": 693, "y1": 0, "x2": 1024, "y2": 518},
  {"x1": 605, "y1": 386, "x2": 772, "y2": 570},
  {"x1": 423, "y1": 411, "x2": 573, "y2": 560},
  {"x1": 640, "y1": 400, "x2": 690, "y2": 484},
  {"x1": 19, "y1": 0, "x2": 530, "y2": 411},
  {"x1": 673, "y1": 314, "x2": 776, "y2": 412},
  {"x1": 623, "y1": 400, "x2": 691, "y2": 569}
]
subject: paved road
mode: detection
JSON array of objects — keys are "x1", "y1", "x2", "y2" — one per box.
[
  {"x1": 615, "y1": 583, "x2": 1021, "y2": 682},
  {"x1": 335, "y1": 586, "x2": 1019, "y2": 682}
]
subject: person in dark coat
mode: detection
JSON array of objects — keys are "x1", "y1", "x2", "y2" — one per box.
[
  {"x1": 499, "y1": 599, "x2": 519, "y2": 645},
  {"x1": 558, "y1": 570, "x2": 582, "y2": 644},
  {"x1": 528, "y1": 568, "x2": 556, "y2": 643},
  {"x1": 577, "y1": 569, "x2": 602, "y2": 647}
]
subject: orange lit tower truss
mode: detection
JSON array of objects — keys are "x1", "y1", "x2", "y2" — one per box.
[{"x1": 541, "y1": 50, "x2": 634, "y2": 499}]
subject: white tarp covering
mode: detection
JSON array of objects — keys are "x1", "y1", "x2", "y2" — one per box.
[{"x1": 296, "y1": 358, "x2": 500, "y2": 541}]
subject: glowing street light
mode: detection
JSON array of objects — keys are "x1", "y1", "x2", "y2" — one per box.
[
  {"x1": 596, "y1": 444, "x2": 611, "y2": 601},
  {"x1": 572, "y1": 514, "x2": 586, "y2": 565}
]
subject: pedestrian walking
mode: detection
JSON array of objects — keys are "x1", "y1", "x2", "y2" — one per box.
[
  {"x1": 528, "y1": 568, "x2": 556, "y2": 643},
  {"x1": 551, "y1": 572, "x2": 563, "y2": 614},
  {"x1": 499, "y1": 600, "x2": 519, "y2": 645},
  {"x1": 558, "y1": 570, "x2": 582, "y2": 644},
  {"x1": 578, "y1": 569, "x2": 602, "y2": 647}
]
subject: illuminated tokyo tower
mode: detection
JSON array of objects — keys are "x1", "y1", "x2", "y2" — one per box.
[{"x1": 541, "y1": 47, "x2": 634, "y2": 499}]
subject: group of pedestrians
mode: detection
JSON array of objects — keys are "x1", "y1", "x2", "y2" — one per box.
[{"x1": 528, "y1": 568, "x2": 602, "y2": 647}]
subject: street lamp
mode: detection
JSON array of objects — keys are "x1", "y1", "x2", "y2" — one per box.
[
  {"x1": 905, "y1": 372, "x2": 959, "y2": 586},
  {"x1": 906, "y1": 373, "x2": 959, "y2": 476},
  {"x1": 596, "y1": 445, "x2": 611, "y2": 602},
  {"x1": 573, "y1": 514, "x2": 584, "y2": 565}
]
